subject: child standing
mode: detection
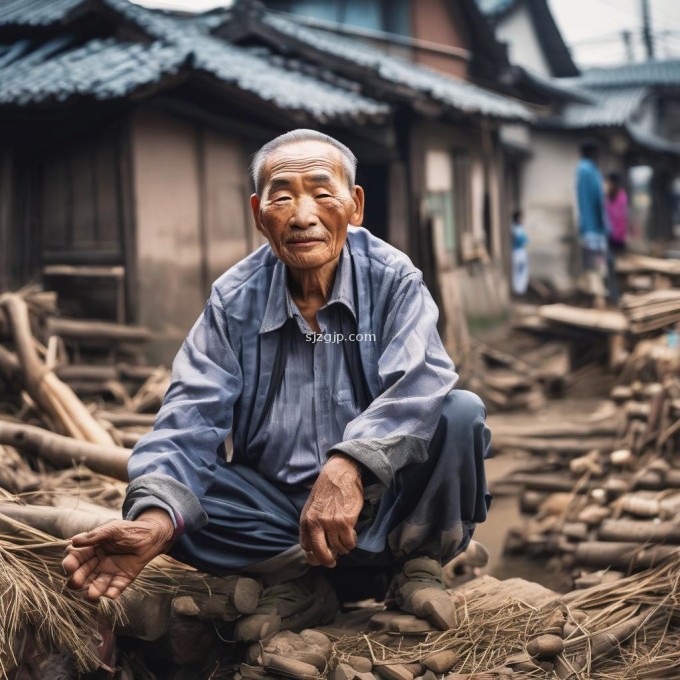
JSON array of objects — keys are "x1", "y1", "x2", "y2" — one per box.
[{"x1": 511, "y1": 209, "x2": 529, "y2": 296}]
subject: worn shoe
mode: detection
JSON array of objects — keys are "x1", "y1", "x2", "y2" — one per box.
[
  {"x1": 234, "y1": 570, "x2": 339, "y2": 642},
  {"x1": 386, "y1": 557, "x2": 459, "y2": 630}
]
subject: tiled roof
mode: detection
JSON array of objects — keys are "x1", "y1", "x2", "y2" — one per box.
[
  {"x1": 0, "y1": 0, "x2": 389, "y2": 123},
  {"x1": 545, "y1": 87, "x2": 649, "y2": 129},
  {"x1": 0, "y1": 0, "x2": 532, "y2": 123},
  {"x1": 0, "y1": 38, "x2": 186, "y2": 104},
  {"x1": 538, "y1": 85, "x2": 680, "y2": 156},
  {"x1": 0, "y1": 0, "x2": 84, "y2": 27},
  {"x1": 261, "y1": 13, "x2": 534, "y2": 121},
  {"x1": 567, "y1": 59, "x2": 680, "y2": 89}
]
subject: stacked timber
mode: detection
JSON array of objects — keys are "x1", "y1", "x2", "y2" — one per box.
[
  {"x1": 620, "y1": 289, "x2": 680, "y2": 334},
  {"x1": 496, "y1": 333, "x2": 680, "y2": 586}
]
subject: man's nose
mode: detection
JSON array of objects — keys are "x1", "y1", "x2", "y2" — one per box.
[{"x1": 290, "y1": 196, "x2": 318, "y2": 228}]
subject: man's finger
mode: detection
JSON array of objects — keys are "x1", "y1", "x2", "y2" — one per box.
[
  {"x1": 62, "y1": 546, "x2": 94, "y2": 576},
  {"x1": 336, "y1": 524, "x2": 358, "y2": 553},
  {"x1": 86, "y1": 573, "x2": 113, "y2": 601},
  {"x1": 326, "y1": 527, "x2": 350, "y2": 556},
  {"x1": 308, "y1": 526, "x2": 336, "y2": 568},
  {"x1": 66, "y1": 553, "x2": 99, "y2": 589},
  {"x1": 103, "y1": 577, "x2": 130, "y2": 601},
  {"x1": 71, "y1": 525, "x2": 115, "y2": 548},
  {"x1": 304, "y1": 551, "x2": 322, "y2": 566}
]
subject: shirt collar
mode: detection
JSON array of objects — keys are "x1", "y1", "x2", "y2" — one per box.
[{"x1": 259, "y1": 240, "x2": 356, "y2": 334}]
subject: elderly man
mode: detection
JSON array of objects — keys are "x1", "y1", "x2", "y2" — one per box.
[{"x1": 63, "y1": 129, "x2": 491, "y2": 642}]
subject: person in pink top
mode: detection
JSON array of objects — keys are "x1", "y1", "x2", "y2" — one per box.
[
  {"x1": 604, "y1": 172, "x2": 629, "y2": 304},
  {"x1": 606, "y1": 172, "x2": 629, "y2": 252}
]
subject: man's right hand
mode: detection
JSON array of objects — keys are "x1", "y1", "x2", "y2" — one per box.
[{"x1": 62, "y1": 508, "x2": 175, "y2": 601}]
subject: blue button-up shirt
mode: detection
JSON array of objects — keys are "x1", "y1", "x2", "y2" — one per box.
[
  {"x1": 576, "y1": 158, "x2": 609, "y2": 251},
  {"x1": 123, "y1": 226, "x2": 459, "y2": 534}
]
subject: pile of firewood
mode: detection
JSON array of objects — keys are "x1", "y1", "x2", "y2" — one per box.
[
  {"x1": 0, "y1": 287, "x2": 166, "y2": 451},
  {"x1": 495, "y1": 332, "x2": 680, "y2": 587},
  {"x1": 237, "y1": 557, "x2": 680, "y2": 679},
  {"x1": 620, "y1": 289, "x2": 680, "y2": 334}
]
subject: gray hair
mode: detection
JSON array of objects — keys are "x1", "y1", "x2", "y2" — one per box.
[{"x1": 250, "y1": 129, "x2": 357, "y2": 196}]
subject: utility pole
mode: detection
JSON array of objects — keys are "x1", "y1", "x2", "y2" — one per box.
[
  {"x1": 622, "y1": 30, "x2": 634, "y2": 62},
  {"x1": 641, "y1": 0, "x2": 654, "y2": 59}
]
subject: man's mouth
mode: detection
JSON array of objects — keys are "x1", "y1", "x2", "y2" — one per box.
[{"x1": 286, "y1": 238, "x2": 326, "y2": 246}]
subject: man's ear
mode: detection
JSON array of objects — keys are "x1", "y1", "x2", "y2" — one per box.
[
  {"x1": 349, "y1": 185, "x2": 365, "y2": 226},
  {"x1": 250, "y1": 193, "x2": 265, "y2": 235}
]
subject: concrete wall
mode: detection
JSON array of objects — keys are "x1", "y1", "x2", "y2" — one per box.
[
  {"x1": 131, "y1": 109, "x2": 251, "y2": 364},
  {"x1": 495, "y1": 2, "x2": 552, "y2": 77},
  {"x1": 518, "y1": 130, "x2": 579, "y2": 292},
  {"x1": 410, "y1": 0, "x2": 470, "y2": 79}
]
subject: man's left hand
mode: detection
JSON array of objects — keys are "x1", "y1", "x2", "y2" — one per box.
[{"x1": 299, "y1": 454, "x2": 364, "y2": 568}]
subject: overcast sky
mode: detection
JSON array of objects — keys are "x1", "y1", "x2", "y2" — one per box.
[{"x1": 133, "y1": 0, "x2": 680, "y2": 68}]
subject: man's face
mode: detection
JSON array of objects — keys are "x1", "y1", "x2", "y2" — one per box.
[{"x1": 250, "y1": 141, "x2": 364, "y2": 271}]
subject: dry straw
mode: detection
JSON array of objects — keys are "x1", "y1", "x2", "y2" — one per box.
[{"x1": 331, "y1": 557, "x2": 680, "y2": 679}]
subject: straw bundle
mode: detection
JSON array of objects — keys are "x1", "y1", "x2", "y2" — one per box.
[{"x1": 0, "y1": 515, "x2": 123, "y2": 677}]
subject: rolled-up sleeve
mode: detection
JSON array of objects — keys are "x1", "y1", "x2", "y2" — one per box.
[
  {"x1": 122, "y1": 290, "x2": 243, "y2": 534},
  {"x1": 329, "y1": 272, "x2": 458, "y2": 491}
]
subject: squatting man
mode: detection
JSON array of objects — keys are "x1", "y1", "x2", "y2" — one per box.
[{"x1": 62, "y1": 129, "x2": 491, "y2": 640}]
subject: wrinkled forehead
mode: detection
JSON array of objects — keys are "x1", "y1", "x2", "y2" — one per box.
[{"x1": 261, "y1": 141, "x2": 347, "y2": 186}]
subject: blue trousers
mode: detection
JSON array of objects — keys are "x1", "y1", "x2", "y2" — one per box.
[{"x1": 170, "y1": 390, "x2": 491, "y2": 576}]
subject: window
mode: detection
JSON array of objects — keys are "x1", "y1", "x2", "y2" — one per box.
[{"x1": 425, "y1": 149, "x2": 473, "y2": 267}]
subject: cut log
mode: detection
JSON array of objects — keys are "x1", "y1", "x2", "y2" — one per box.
[
  {"x1": 0, "y1": 503, "x2": 119, "y2": 538},
  {"x1": 0, "y1": 421, "x2": 130, "y2": 480},
  {"x1": 492, "y1": 436, "x2": 615, "y2": 455},
  {"x1": 597, "y1": 519, "x2": 680, "y2": 544},
  {"x1": 573, "y1": 541, "x2": 679, "y2": 569}
]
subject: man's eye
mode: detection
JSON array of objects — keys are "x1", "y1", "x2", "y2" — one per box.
[
  {"x1": 274, "y1": 196, "x2": 291, "y2": 202},
  {"x1": 316, "y1": 193, "x2": 332, "y2": 199}
]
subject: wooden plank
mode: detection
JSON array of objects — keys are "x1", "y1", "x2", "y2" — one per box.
[
  {"x1": 43, "y1": 265, "x2": 125, "y2": 278},
  {"x1": 48, "y1": 317, "x2": 151, "y2": 343},
  {"x1": 538, "y1": 304, "x2": 629, "y2": 334},
  {"x1": 616, "y1": 254, "x2": 680, "y2": 277}
]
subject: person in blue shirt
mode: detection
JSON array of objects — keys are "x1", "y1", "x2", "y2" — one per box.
[
  {"x1": 62, "y1": 129, "x2": 491, "y2": 640},
  {"x1": 576, "y1": 140, "x2": 609, "y2": 303},
  {"x1": 510, "y1": 209, "x2": 529, "y2": 296}
]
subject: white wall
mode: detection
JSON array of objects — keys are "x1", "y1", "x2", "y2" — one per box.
[
  {"x1": 519, "y1": 131, "x2": 581, "y2": 292},
  {"x1": 495, "y1": 2, "x2": 553, "y2": 77}
]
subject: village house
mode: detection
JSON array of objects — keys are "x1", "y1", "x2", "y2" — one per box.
[
  {"x1": 0, "y1": 0, "x2": 534, "y2": 364},
  {"x1": 476, "y1": 0, "x2": 680, "y2": 293}
]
